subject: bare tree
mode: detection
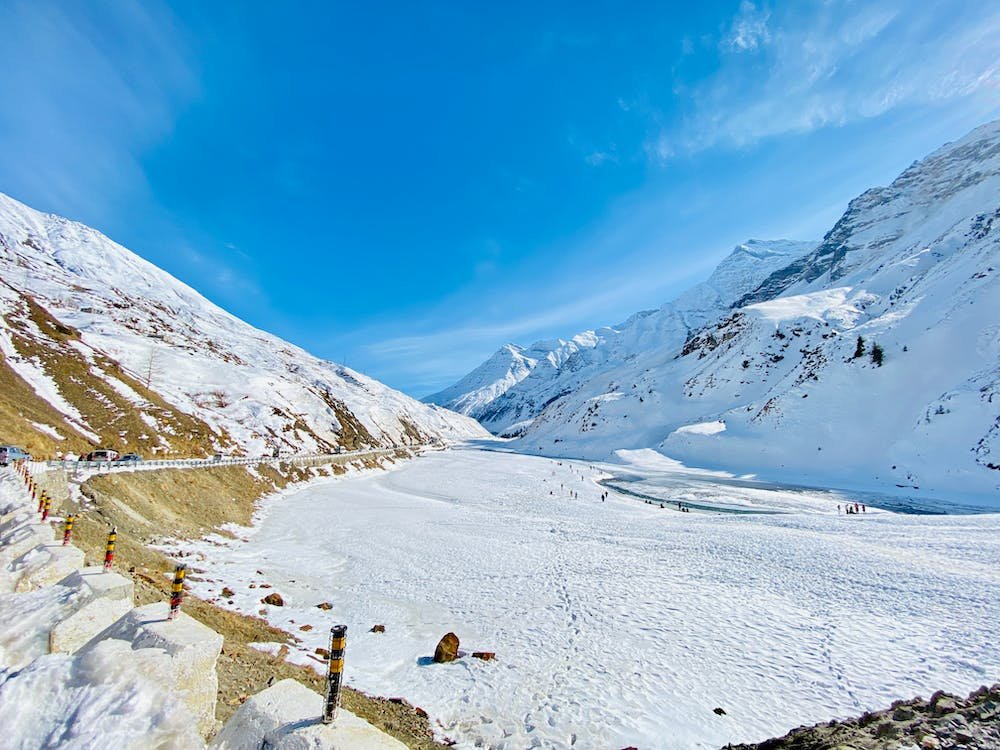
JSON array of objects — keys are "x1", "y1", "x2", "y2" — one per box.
[{"x1": 143, "y1": 346, "x2": 161, "y2": 390}]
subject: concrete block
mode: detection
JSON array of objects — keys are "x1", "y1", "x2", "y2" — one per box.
[
  {"x1": 0, "y1": 484, "x2": 31, "y2": 517},
  {"x1": 48, "y1": 566, "x2": 135, "y2": 654},
  {"x1": 85, "y1": 602, "x2": 224, "y2": 737},
  {"x1": 0, "y1": 504, "x2": 32, "y2": 526},
  {"x1": 211, "y1": 678, "x2": 407, "y2": 750},
  {"x1": 11, "y1": 542, "x2": 84, "y2": 593},
  {"x1": 0, "y1": 517, "x2": 52, "y2": 567}
]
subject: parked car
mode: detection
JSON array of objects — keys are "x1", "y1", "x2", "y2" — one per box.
[
  {"x1": 81, "y1": 449, "x2": 120, "y2": 462},
  {"x1": 116, "y1": 453, "x2": 142, "y2": 463},
  {"x1": 0, "y1": 445, "x2": 31, "y2": 466}
]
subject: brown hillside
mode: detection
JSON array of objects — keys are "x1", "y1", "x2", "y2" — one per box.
[{"x1": 1, "y1": 286, "x2": 236, "y2": 458}]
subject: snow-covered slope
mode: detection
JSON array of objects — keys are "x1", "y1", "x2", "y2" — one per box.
[
  {"x1": 429, "y1": 239, "x2": 815, "y2": 434},
  {"x1": 423, "y1": 333, "x2": 605, "y2": 433},
  {"x1": 510, "y1": 120, "x2": 1000, "y2": 501},
  {"x1": 0, "y1": 192, "x2": 486, "y2": 457}
]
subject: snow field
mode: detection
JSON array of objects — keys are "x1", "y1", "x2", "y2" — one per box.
[
  {"x1": 0, "y1": 465, "x2": 418, "y2": 749},
  {"x1": 166, "y1": 448, "x2": 1000, "y2": 749}
]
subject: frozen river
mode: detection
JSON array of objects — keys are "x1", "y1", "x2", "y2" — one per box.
[{"x1": 171, "y1": 447, "x2": 1000, "y2": 749}]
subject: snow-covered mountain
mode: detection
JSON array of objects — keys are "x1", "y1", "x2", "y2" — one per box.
[
  {"x1": 440, "y1": 120, "x2": 1000, "y2": 501},
  {"x1": 428, "y1": 239, "x2": 815, "y2": 434},
  {"x1": 423, "y1": 333, "x2": 604, "y2": 433},
  {"x1": 0, "y1": 192, "x2": 487, "y2": 458}
]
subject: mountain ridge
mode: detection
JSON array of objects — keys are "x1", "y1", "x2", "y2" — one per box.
[
  {"x1": 433, "y1": 120, "x2": 1000, "y2": 500},
  {"x1": 427, "y1": 238, "x2": 816, "y2": 434},
  {"x1": 0, "y1": 191, "x2": 487, "y2": 458}
]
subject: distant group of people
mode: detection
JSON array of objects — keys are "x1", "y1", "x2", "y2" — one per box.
[{"x1": 838, "y1": 502, "x2": 866, "y2": 514}]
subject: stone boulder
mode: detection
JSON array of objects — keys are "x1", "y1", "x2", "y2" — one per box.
[{"x1": 433, "y1": 632, "x2": 459, "y2": 663}]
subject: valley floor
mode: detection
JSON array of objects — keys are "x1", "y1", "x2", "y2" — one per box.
[{"x1": 167, "y1": 447, "x2": 1000, "y2": 749}]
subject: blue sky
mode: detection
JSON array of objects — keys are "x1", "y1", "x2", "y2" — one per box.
[{"x1": 1, "y1": 1, "x2": 997, "y2": 396}]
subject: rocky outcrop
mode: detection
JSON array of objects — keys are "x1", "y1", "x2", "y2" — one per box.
[{"x1": 726, "y1": 684, "x2": 1000, "y2": 750}]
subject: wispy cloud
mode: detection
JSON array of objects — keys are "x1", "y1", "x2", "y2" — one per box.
[
  {"x1": 354, "y1": 239, "x2": 722, "y2": 394},
  {"x1": 649, "y1": 0, "x2": 1000, "y2": 159},
  {"x1": 584, "y1": 150, "x2": 619, "y2": 166},
  {"x1": 0, "y1": 1, "x2": 198, "y2": 221},
  {"x1": 724, "y1": 1, "x2": 771, "y2": 51}
]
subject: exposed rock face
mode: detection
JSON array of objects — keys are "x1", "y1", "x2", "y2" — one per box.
[
  {"x1": 726, "y1": 684, "x2": 1000, "y2": 750},
  {"x1": 433, "y1": 632, "x2": 460, "y2": 663}
]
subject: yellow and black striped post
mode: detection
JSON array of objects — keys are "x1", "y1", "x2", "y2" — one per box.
[
  {"x1": 41, "y1": 493, "x2": 52, "y2": 522},
  {"x1": 37, "y1": 487, "x2": 45, "y2": 514},
  {"x1": 322, "y1": 624, "x2": 347, "y2": 724},
  {"x1": 103, "y1": 527, "x2": 117, "y2": 572},
  {"x1": 62, "y1": 515, "x2": 75, "y2": 546},
  {"x1": 168, "y1": 564, "x2": 186, "y2": 620}
]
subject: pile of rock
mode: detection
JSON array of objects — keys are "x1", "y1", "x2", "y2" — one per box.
[{"x1": 726, "y1": 684, "x2": 999, "y2": 750}]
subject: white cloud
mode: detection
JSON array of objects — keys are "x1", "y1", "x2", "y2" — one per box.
[
  {"x1": 724, "y1": 1, "x2": 771, "y2": 51},
  {"x1": 651, "y1": 0, "x2": 1000, "y2": 158},
  {"x1": 585, "y1": 150, "x2": 618, "y2": 166}
]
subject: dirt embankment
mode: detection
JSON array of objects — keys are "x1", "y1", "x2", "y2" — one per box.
[
  {"x1": 726, "y1": 684, "x2": 1000, "y2": 750},
  {"x1": 68, "y1": 455, "x2": 444, "y2": 749}
]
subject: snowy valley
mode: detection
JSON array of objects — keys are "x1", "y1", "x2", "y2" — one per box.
[
  {"x1": 431, "y1": 121, "x2": 1000, "y2": 504},
  {"x1": 0, "y1": 116, "x2": 997, "y2": 750}
]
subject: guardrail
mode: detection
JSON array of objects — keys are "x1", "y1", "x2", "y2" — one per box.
[{"x1": 32, "y1": 445, "x2": 420, "y2": 475}]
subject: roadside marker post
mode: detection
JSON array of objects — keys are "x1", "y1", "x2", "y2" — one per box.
[
  {"x1": 103, "y1": 527, "x2": 117, "y2": 572},
  {"x1": 322, "y1": 624, "x2": 347, "y2": 724},
  {"x1": 41, "y1": 493, "x2": 51, "y2": 522},
  {"x1": 62, "y1": 515, "x2": 75, "y2": 546},
  {"x1": 168, "y1": 564, "x2": 186, "y2": 620}
]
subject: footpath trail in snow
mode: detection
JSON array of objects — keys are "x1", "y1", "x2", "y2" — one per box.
[{"x1": 171, "y1": 448, "x2": 1000, "y2": 749}]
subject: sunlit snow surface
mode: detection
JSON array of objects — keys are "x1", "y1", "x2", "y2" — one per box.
[{"x1": 171, "y1": 448, "x2": 1000, "y2": 749}]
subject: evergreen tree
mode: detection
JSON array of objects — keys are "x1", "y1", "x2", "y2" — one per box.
[
  {"x1": 871, "y1": 342, "x2": 884, "y2": 367},
  {"x1": 853, "y1": 335, "x2": 865, "y2": 359}
]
